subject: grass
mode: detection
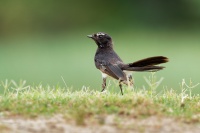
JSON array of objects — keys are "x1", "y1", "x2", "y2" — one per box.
[{"x1": 0, "y1": 73, "x2": 199, "y2": 126}]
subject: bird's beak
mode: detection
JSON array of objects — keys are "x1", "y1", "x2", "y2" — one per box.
[{"x1": 87, "y1": 35, "x2": 93, "y2": 38}]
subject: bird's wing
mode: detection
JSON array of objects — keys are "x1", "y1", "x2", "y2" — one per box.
[{"x1": 100, "y1": 63, "x2": 127, "y2": 81}]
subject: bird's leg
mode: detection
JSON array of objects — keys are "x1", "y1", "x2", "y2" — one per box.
[
  {"x1": 101, "y1": 77, "x2": 106, "y2": 92},
  {"x1": 119, "y1": 81, "x2": 123, "y2": 95},
  {"x1": 124, "y1": 71, "x2": 133, "y2": 89},
  {"x1": 128, "y1": 75, "x2": 134, "y2": 88}
]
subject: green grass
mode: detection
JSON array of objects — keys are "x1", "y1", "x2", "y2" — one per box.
[{"x1": 0, "y1": 73, "x2": 199, "y2": 125}]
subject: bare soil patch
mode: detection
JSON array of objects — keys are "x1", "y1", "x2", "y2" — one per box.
[{"x1": 0, "y1": 114, "x2": 200, "y2": 133}]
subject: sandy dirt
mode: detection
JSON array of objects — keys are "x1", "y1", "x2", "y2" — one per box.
[{"x1": 0, "y1": 114, "x2": 200, "y2": 133}]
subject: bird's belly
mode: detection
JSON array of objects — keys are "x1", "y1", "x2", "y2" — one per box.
[{"x1": 100, "y1": 71, "x2": 108, "y2": 78}]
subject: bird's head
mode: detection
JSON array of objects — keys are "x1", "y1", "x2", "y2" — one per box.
[{"x1": 87, "y1": 32, "x2": 113, "y2": 49}]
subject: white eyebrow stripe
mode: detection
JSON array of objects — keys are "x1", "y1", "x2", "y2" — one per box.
[{"x1": 96, "y1": 32, "x2": 105, "y2": 36}]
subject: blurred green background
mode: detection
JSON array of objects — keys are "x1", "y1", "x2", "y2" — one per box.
[{"x1": 0, "y1": 0, "x2": 200, "y2": 92}]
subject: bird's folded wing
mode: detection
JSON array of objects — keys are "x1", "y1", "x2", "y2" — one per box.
[{"x1": 102, "y1": 64, "x2": 127, "y2": 81}]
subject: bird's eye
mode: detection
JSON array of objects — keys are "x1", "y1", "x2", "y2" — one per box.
[{"x1": 99, "y1": 35, "x2": 103, "y2": 38}]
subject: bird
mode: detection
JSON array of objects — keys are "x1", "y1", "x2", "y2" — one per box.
[{"x1": 87, "y1": 32, "x2": 168, "y2": 95}]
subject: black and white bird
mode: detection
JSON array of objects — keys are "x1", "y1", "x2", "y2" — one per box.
[{"x1": 87, "y1": 32, "x2": 168, "y2": 95}]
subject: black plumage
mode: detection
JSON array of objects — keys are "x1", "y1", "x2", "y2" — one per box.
[{"x1": 87, "y1": 32, "x2": 169, "y2": 95}]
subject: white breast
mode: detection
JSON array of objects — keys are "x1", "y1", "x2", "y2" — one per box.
[{"x1": 101, "y1": 72, "x2": 108, "y2": 78}]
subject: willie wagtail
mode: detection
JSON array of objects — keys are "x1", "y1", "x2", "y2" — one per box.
[{"x1": 87, "y1": 32, "x2": 168, "y2": 95}]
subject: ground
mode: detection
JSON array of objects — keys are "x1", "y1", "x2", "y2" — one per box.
[
  {"x1": 0, "y1": 78, "x2": 200, "y2": 133},
  {"x1": 1, "y1": 115, "x2": 200, "y2": 133}
]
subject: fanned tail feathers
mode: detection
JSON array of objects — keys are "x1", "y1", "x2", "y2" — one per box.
[
  {"x1": 128, "y1": 56, "x2": 168, "y2": 67},
  {"x1": 122, "y1": 56, "x2": 168, "y2": 72}
]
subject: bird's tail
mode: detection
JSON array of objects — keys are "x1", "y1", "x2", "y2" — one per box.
[{"x1": 122, "y1": 56, "x2": 169, "y2": 72}]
